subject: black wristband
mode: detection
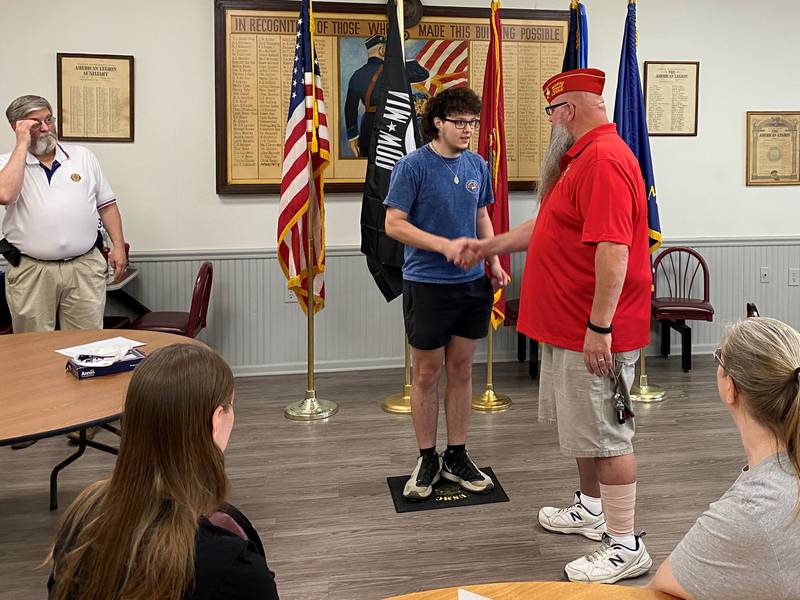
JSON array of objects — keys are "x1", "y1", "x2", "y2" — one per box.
[{"x1": 587, "y1": 319, "x2": 612, "y2": 334}]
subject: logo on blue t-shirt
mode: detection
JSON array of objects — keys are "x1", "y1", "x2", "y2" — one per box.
[{"x1": 466, "y1": 179, "x2": 479, "y2": 193}]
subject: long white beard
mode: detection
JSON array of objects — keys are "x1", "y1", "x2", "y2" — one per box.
[
  {"x1": 32, "y1": 132, "x2": 57, "y2": 156},
  {"x1": 538, "y1": 123, "x2": 574, "y2": 201}
]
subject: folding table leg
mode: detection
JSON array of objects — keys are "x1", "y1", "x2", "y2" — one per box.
[{"x1": 50, "y1": 431, "x2": 87, "y2": 510}]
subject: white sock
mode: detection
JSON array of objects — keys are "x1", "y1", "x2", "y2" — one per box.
[
  {"x1": 579, "y1": 492, "x2": 602, "y2": 515},
  {"x1": 608, "y1": 532, "x2": 637, "y2": 549}
]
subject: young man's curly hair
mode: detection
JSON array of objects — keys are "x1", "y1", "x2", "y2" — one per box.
[{"x1": 420, "y1": 87, "x2": 482, "y2": 141}]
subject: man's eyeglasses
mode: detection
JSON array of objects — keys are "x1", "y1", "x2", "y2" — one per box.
[
  {"x1": 544, "y1": 101, "x2": 571, "y2": 116},
  {"x1": 24, "y1": 116, "x2": 56, "y2": 127},
  {"x1": 443, "y1": 118, "x2": 480, "y2": 130}
]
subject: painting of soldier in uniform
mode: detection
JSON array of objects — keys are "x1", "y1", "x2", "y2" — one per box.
[{"x1": 338, "y1": 35, "x2": 469, "y2": 158}]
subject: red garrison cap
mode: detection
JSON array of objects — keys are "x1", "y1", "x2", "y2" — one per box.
[{"x1": 542, "y1": 68, "x2": 606, "y2": 103}]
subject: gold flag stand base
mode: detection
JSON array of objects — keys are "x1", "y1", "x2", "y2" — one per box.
[
  {"x1": 471, "y1": 327, "x2": 512, "y2": 412},
  {"x1": 383, "y1": 338, "x2": 413, "y2": 415},
  {"x1": 472, "y1": 383, "x2": 512, "y2": 412},
  {"x1": 629, "y1": 352, "x2": 666, "y2": 403},
  {"x1": 284, "y1": 390, "x2": 339, "y2": 421},
  {"x1": 383, "y1": 384, "x2": 412, "y2": 414},
  {"x1": 630, "y1": 379, "x2": 666, "y2": 402}
]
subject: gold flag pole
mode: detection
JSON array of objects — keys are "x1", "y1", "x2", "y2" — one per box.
[
  {"x1": 629, "y1": 350, "x2": 666, "y2": 402},
  {"x1": 383, "y1": 337, "x2": 412, "y2": 414},
  {"x1": 284, "y1": 206, "x2": 339, "y2": 420},
  {"x1": 472, "y1": 324, "x2": 511, "y2": 411},
  {"x1": 381, "y1": 0, "x2": 412, "y2": 416}
]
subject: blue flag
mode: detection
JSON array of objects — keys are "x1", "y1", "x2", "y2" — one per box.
[
  {"x1": 562, "y1": 0, "x2": 588, "y2": 71},
  {"x1": 614, "y1": 0, "x2": 662, "y2": 253}
]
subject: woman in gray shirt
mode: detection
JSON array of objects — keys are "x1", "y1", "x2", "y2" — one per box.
[{"x1": 648, "y1": 317, "x2": 800, "y2": 600}]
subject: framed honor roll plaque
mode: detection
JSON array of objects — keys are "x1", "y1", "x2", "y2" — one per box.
[
  {"x1": 56, "y1": 53, "x2": 134, "y2": 142},
  {"x1": 643, "y1": 61, "x2": 699, "y2": 136},
  {"x1": 214, "y1": 0, "x2": 568, "y2": 193},
  {"x1": 746, "y1": 111, "x2": 800, "y2": 186}
]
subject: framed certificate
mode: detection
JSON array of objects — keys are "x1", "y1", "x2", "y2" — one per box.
[
  {"x1": 57, "y1": 53, "x2": 134, "y2": 142},
  {"x1": 746, "y1": 111, "x2": 800, "y2": 186},
  {"x1": 643, "y1": 61, "x2": 699, "y2": 136}
]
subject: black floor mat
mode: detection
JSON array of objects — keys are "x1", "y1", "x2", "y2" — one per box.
[{"x1": 387, "y1": 467, "x2": 509, "y2": 513}]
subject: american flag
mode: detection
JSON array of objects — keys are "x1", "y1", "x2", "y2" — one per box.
[
  {"x1": 416, "y1": 40, "x2": 469, "y2": 96},
  {"x1": 277, "y1": 0, "x2": 330, "y2": 314}
]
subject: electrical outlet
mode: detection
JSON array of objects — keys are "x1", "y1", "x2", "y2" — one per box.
[
  {"x1": 789, "y1": 268, "x2": 800, "y2": 287},
  {"x1": 283, "y1": 286, "x2": 296, "y2": 303},
  {"x1": 759, "y1": 267, "x2": 770, "y2": 283}
]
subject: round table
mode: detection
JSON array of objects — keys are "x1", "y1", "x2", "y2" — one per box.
[
  {"x1": 0, "y1": 329, "x2": 202, "y2": 508},
  {"x1": 384, "y1": 581, "x2": 677, "y2": 599}
]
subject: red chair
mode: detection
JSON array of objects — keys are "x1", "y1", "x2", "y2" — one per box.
[
  {"x1": 130, "y1": 262, "x2": 213, "y2": 338},
  {"x1": 652, "y1": 247, "x2": 714, "y2": 372}
]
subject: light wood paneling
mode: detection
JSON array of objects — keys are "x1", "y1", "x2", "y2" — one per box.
[{"x1": 102, "y1": 238, "x2": 800, "y2": 376}]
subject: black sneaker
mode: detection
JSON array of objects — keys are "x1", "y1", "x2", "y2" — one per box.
[
  {"x1": 441, "y1": 449, "x2": 494, "y2": 494},
  {"x1": 402, "y1": 453, "x2": 442, "y2": 501}
]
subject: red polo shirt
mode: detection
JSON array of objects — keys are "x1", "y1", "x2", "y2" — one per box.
[{"x1": 518, "y1": 123, "x2": 651, "y2": 352}]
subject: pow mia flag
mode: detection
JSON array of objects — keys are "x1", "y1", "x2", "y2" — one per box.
[{"x1": 360, "y1": 0, "x2": 422, "y2": 302}]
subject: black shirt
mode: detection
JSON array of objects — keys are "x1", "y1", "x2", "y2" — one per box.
[{"x1": 48, "y1": 503, "x2": 279, "y2": 600}]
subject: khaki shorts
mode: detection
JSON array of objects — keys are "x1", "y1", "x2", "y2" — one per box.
[{"x1": 538, "y1": 343, "x2": 639, "y2": 458}]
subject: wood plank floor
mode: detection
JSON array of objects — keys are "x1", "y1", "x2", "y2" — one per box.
[{"x1": 0, "y1": 354, "x2": 743, "y2": 600}]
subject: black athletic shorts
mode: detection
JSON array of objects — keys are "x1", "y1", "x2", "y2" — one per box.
[{"x1": 402, "y1": 276, "x2": 493, "y2": 350}]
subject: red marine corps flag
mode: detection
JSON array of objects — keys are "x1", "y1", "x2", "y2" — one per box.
[
  {"x1": 477, "y1": 0, "x2": 510, "y2": 329},
  {"x1": 277, "y1": 0, "x2": 330, "y2": 314}
]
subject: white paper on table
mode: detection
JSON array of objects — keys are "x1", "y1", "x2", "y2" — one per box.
[
  {"x1": 56, "y1": 336, "x2": 146, "y2": 360},
  {"x1": 457, "y1": 590, "x2": 493, "y2": 600}
]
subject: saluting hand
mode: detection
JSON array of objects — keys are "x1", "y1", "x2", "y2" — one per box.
[{"x1": 13, "y1": 119, "x2": 38, "y2": 149}]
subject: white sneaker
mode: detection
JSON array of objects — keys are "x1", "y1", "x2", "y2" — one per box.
[
  {"x1": 538, "y1": 492, "x2": 606, "y2": 541},
  {"x1": 564, "y1": 532, "x2": 653, "y2": 584},
  {"x1": 402, "y1": 454, "x2": 442, "y2": 501}
]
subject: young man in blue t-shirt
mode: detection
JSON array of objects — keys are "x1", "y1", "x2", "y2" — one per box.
[{"x1": 384, "y1": 87, "x2": 509, "y2": 501}]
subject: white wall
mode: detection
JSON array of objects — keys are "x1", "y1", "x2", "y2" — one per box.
[{"x1": 1, "y1": 0, "x2": 798, "y2": 253}]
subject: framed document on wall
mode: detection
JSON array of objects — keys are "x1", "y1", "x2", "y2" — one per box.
[
  {"x1": 214, "y1": 0, "x2": 568, "y2": 194},
  {"x1": 746, "y1": 111, "x2": 800, "y2": 186},
  {"x1": 56, "y1": 53, "x2": 134, "y2": 142},
  {"x1": 643, "y1": 61, "x2": 699, "y2": 136}
]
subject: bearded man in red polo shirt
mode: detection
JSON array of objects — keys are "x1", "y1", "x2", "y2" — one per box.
[{"x1": 467, "y1": 68, "x2": 652, "y2": 584}]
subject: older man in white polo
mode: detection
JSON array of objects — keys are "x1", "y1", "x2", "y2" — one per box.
[{"x1": 0, "y1": 94, "x2": 126, "y2": 333}]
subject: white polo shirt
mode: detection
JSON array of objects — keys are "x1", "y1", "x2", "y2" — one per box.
[{"x1": 0, "y1": 143, "x2": 116, "y2": 260}]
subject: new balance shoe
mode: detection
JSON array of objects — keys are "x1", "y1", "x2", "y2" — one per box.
[
  {"x1": 441, "y1": 449, "x2": 494, "y2": 494},
  {"x1": 538, "y1": 491, "x2": 607, "y2": 541},
  {"x1": 402, "y1": 453, "x2": 442, "y2": 501},
  {"x1": 564, "y1": 532, "x2": 653, "y2": 584}
]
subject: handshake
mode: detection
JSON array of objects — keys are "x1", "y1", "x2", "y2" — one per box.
[{"x1": 443, "y1": 237, "x2": 510, "y2": 288}]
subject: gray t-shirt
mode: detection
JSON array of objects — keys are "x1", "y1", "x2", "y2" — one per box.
[{"x1": 671, "y1": 452, "x2": 800, "y2": 600}]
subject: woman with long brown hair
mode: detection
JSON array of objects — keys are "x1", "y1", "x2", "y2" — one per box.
[
  {"x1": 47, "y1": 344, "x2": 279, "y2": 599},
  {"x1": 649, "y1": 317, "x2": 800, "y2": 599}
]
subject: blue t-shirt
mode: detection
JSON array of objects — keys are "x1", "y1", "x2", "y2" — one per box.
[{"x1": 384, "y1": 144, "x2": 493, "y2": 284}]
